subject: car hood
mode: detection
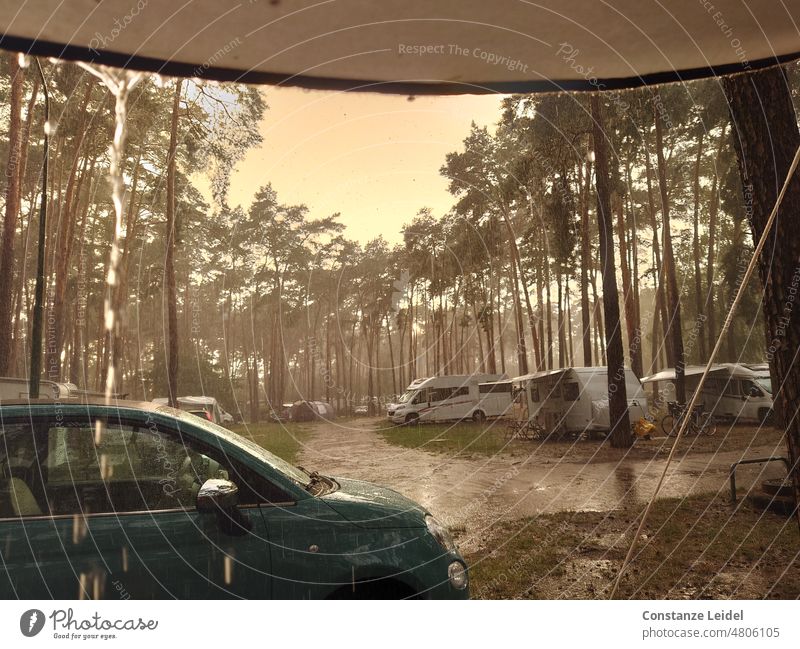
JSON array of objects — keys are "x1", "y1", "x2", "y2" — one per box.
[{"x1": 321, "y1": 477, "x2": 427, "y2": 528}]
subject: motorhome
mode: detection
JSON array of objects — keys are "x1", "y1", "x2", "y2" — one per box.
[
  {"x1": 387, "y1": 374, "x2": 508, "y2": 424},
  {"x1": 641, "y1": 363, "x2": 773, "y2": 424},
  {"x1": 510, "y1": 367, "x2": 648, "y2": 437}
]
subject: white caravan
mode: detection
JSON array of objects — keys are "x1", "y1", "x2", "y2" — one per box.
[
  {"x1": 152, "y1": 395, "x2": 225, "y2": 424},
  {"x1": 641, "y1": 363, "x2": 773, "y2": 424},
  {"x1": 387, "y1": 374, "x2": 508, "y2": 424},
  {"x1": 0, "y1": 377, "x2": 124, "y2": 401},
  {"x1": 511, "y1": 367, "x2": 648, "y2": 436},
  {"x1": 0, "y1": 376, "x2": 61, "y2": 400}
]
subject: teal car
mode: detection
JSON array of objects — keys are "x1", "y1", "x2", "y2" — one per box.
[{"x1": 0, "y1": 400, "x2": 468, "y2": 599}]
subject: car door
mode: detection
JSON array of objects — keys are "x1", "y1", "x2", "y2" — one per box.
[
  {"x1": 423, "y1": 388, "x2": 450, "y2": 421},
  {"x1": 0, "y1": 413, "x2": 273, "y2": 599},
  {"x1": 739, "y1": 379, "x2": 767, "y2": 421},
  {"x1": 259, "y1": 494, "x2": 354, "y2": 599},
  {"x1": 415, "y1": 389, "x2": 434, "y2": 421},
  {"x1": 722, "y1": 378, "x2": 744, "y2": 419}
]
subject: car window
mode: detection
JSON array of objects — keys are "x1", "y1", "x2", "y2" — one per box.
[
  {"x1": 741, "y1": 380, "x2": 763, "y2": 397},
  {"x1": 429, "y1": 388, "x2": 449, "y2": 403},
  {"x1": 529, "y1": 385, "x2": 540, "y2": 402},
  {"x1": 0, "y1": 418, "x2": 291, "y2": 518},
  {"x1": 723, "y1": 379, "x2": 741, "y2": 396}
]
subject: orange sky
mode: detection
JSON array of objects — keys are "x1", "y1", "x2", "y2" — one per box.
[{"x1": 225, "y1": 86, "x2": 505, "y2": 245}]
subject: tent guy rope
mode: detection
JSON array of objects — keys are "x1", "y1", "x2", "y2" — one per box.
[{"x1": 609, "y1": 140, "x2": 800, "y2": 599}]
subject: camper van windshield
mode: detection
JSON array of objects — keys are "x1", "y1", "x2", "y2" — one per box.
[
  {"x1": 756, "y1": 377, "x2": 772, "y2": 394},
  {"x1": 397, "y1": 390, "x2": 415, "y2": 404}
]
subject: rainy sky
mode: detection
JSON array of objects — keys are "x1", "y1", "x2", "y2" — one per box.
[{"x1": 219, "y1": 86, "x2": 504, "y2": 245}]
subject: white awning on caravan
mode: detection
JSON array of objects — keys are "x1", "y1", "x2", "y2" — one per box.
[
  {"x1": 0, "y1": 1, "x2": 797, "y2": 94},
  {"x1": 641, "y1": 363, "x2": 759, "y2": 384}
]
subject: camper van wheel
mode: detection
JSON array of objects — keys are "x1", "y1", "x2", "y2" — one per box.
[
  {"x1": 404, "y1": 413, "x2": 419, "y2": 426},
  {"x1": 759, "y1": 409, "x2": 773, "y2": 426},
  {"x1": 472, "y1": 410, "x2": 486, "y2": 423}
]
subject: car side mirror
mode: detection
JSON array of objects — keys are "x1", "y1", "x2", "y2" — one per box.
[
  {"x1": 748, "y1": 387, "x2": 761, "y2": 398},
  {"x1": 197, "y1": 479, "x2": 252, "y2": 536},
  {"x1": 197, "y1": 478, "x2": 239, "y2": 512}
]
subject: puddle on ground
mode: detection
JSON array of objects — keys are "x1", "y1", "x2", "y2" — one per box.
[{"x1": 298, "y1": 418, "x2": 784, "y2": 554}]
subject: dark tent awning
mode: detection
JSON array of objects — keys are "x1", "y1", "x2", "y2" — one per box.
[{"x1": 0, "y1": 0, "x2": 797, "y2": 94}]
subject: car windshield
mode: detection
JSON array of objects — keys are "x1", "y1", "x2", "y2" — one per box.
[
  {"x1": 167, "y1": 407, "x2": 311, "y2": 487},
  {"x1": 397, "y1": 390, "x2": 415, "y2": 404},
  {"x1": 756, "y1": 377, "x2": 772, "y2": 394}
]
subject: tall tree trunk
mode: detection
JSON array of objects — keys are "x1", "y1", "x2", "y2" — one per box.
[
  {"x1": 579, "y1": 158, "x2": 593, "y2": 367},
  {"x1": 497, "y1": 286, "x2": 506, "y2": 374},
  {"x1": 536, "y1": 263, "x2": 546, "y2": 366},
  {"x1": 69, "y1": 158, "x2": 98, "y2": 385},
  {"x1": 691, "y1": 131, "x2": 707, "y2": 361},
  {"x1": 590, "y1": 93, "x2": 631, "y2": 448},
  {"x1": 385, "y1": 314, "x2": 397, "y2": 395},
  {"x1": 500, "y1": 209, "x2": 532, "y2": 373},
  {"x1": 49, "y1": 80, "x2": 93, "y2": 379},
  {"x1": 397, "y1": 311, "x2": 406, "y2": 389},
  {"x1": 409, "y1": 285, "x2": 415, "y2": 379},
  {"x1": 644, "y1": 138, "x2": 673, "y2": 368},
  {"x1": 705, "y1": 127, "x2": 727, "y2": 355},
  {"x1": 164, "y1": 79, "x2": 182, "y2": 406},
  {"x1": 723, "y1": 65, "x2": 800, "y2": 528},
  {"x1": 9, "y1": 76, "x2": 40, "y2": 374},
  {"x1": 566, "y1": 277, "x2": 574, "y2": 366},
  {"x1": 0, "y1": 54, "x2": 26, "y2": 374},
  {"x1": 588, "y1": 254, "x2": 606, "y2": 365},
  {"x1": 654, "y1": 91, "x2": 686, "y2": 403},
  {"x1": 615, "y1": 190, "x2": 642, "y2": 376},
  {"x1": 508, "y1": 241, "x2": 528, "y2": 374},
  {"x1": 629, "y1": 189, "x2": 642, "y2": 372},
  {"x1": 544, "y1": 259, "x2": 554, "y2": 369},
  {"x1": 556, "y1": 269, "x2": 565, "y2": 367}
]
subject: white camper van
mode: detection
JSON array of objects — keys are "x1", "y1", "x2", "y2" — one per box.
[
  {"x1": 387, "y1": 374, "x2": 508, "y2": 424},
  {"x1": 641, "y1": 363, "x2": 773, "y2": 424},
  {"x1": 511, "y1": 367, "x2": 648, "y2": 436}
]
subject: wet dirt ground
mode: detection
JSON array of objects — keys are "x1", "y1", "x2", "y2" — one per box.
[{"x1": 297, "y1": 418, "x2": 788, "y2": 553}]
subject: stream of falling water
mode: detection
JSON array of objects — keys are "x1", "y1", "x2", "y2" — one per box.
[{"x1": 77, "y1": 63, "x2": 143, "y2": 442}]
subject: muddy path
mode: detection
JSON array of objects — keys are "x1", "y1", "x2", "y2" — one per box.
[{"x1": 297, "y1": 418, "x2": 786, "y2": 552}]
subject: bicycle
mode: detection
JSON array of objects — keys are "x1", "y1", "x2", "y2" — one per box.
[
  {"x1": 660, "y1": 401, "x2": 718, "y2": 437},
  {"x1": 504, "y1": 419, "x2": 545, "y2": 441}
]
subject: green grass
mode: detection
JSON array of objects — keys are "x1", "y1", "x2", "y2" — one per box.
[
  {"x1": 229, "y1": 422, "x2": 311, "y2": 464},
  {"x1": 466, "y1": 495, "x2": 800, "y2": 599},
  {"x1": 379, "y1": 421, "x2": 512, "y2": 456}
]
